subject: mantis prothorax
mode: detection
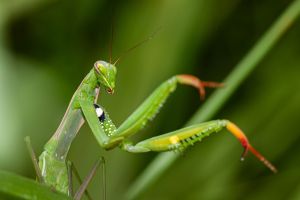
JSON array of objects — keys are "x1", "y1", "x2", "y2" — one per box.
[{"x1": 27, "y1": 60, "x2": 277, "y2": 199}]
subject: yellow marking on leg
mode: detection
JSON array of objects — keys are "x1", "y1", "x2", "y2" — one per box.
[{"x1": 169, "y1": 136, "x2": 180, "y2": 144}]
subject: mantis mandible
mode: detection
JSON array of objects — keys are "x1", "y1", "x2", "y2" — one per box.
[{"x1": 26, "y1": 60, "x2": 277, "y2": 200}]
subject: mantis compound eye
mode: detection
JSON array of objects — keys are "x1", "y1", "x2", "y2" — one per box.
[{"x1": 94, "y1": 104, "x2": 105, "y2": 122}]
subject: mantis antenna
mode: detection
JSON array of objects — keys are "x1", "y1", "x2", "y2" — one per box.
[
  {"x1": 113, "y1": 27, "x2": 162, "y2": 65},
  {"x1": 108, "y1": 7, "x2": 114, "y2": 64},
  {"x1": 109, "y1": 23, "x2": 114, "y2": 64}
]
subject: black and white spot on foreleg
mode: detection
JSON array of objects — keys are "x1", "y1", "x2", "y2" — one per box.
[{"x1": 94, "y1": 104, "x2": 105, "y2": 122}]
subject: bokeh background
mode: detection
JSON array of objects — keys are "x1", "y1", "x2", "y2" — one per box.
[{"x1": 1, "y1": 0, "x2": 300, "y2": 199}]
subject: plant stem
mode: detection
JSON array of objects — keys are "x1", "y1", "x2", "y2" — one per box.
[{"x1": 125, "y1": 0, "x2": 300, "y2": 199}]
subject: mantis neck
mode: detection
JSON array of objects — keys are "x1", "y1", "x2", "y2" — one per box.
[{"x1": 44, "y1": 69, "x2": 99, "y2": 161}]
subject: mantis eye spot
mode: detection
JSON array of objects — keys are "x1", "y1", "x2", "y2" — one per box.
[{"x1": 94, "y1": 104, "x2": 105, "y2": 122}]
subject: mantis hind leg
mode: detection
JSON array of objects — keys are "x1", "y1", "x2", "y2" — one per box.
[
  {"x1": 73, "y1": 157, "x2": 106, "y2": 200},
  {"x1": 120, "y1": 120, "x2": 277, "y2": 173},
  {"x1": 24, "y1": 136, "x2": 43, "y2": 183}
]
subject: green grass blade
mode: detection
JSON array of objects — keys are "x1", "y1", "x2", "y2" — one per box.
[
  {"x1": 125, "y1": 0, "x2": 300, "y2": 199},
  {"x1": 0, "y1": 170, "x2": 71, "y2": 200}
]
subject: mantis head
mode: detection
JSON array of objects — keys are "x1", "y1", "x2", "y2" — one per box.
[{"x1": 94, "y1": 60, "x2": 117, "y2": 94}]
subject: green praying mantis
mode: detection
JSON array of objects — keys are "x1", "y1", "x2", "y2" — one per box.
[{"x1": 24, "y1": 59, "x2": 277, "y2": 200}]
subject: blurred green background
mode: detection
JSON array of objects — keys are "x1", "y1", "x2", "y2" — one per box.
[{"x1": 1, "y1": 0, "x2": 300, "y2": 199}]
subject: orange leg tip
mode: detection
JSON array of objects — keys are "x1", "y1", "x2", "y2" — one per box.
[
  {"x1": 176, "y1": 74, "x2": 222, "y2": 101},
  {"x1": 201, "y1": 81, "x2": 225, "y2": 88},
  {"x1": 199, "y1": 88, "x2": 206, "y2": 101},
  {"x1": 248, "y1": 145, "x2": 278, "y2": 174},
  {"x1": 226, "y1": 122, "x2": 277, "y2": 173}
]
